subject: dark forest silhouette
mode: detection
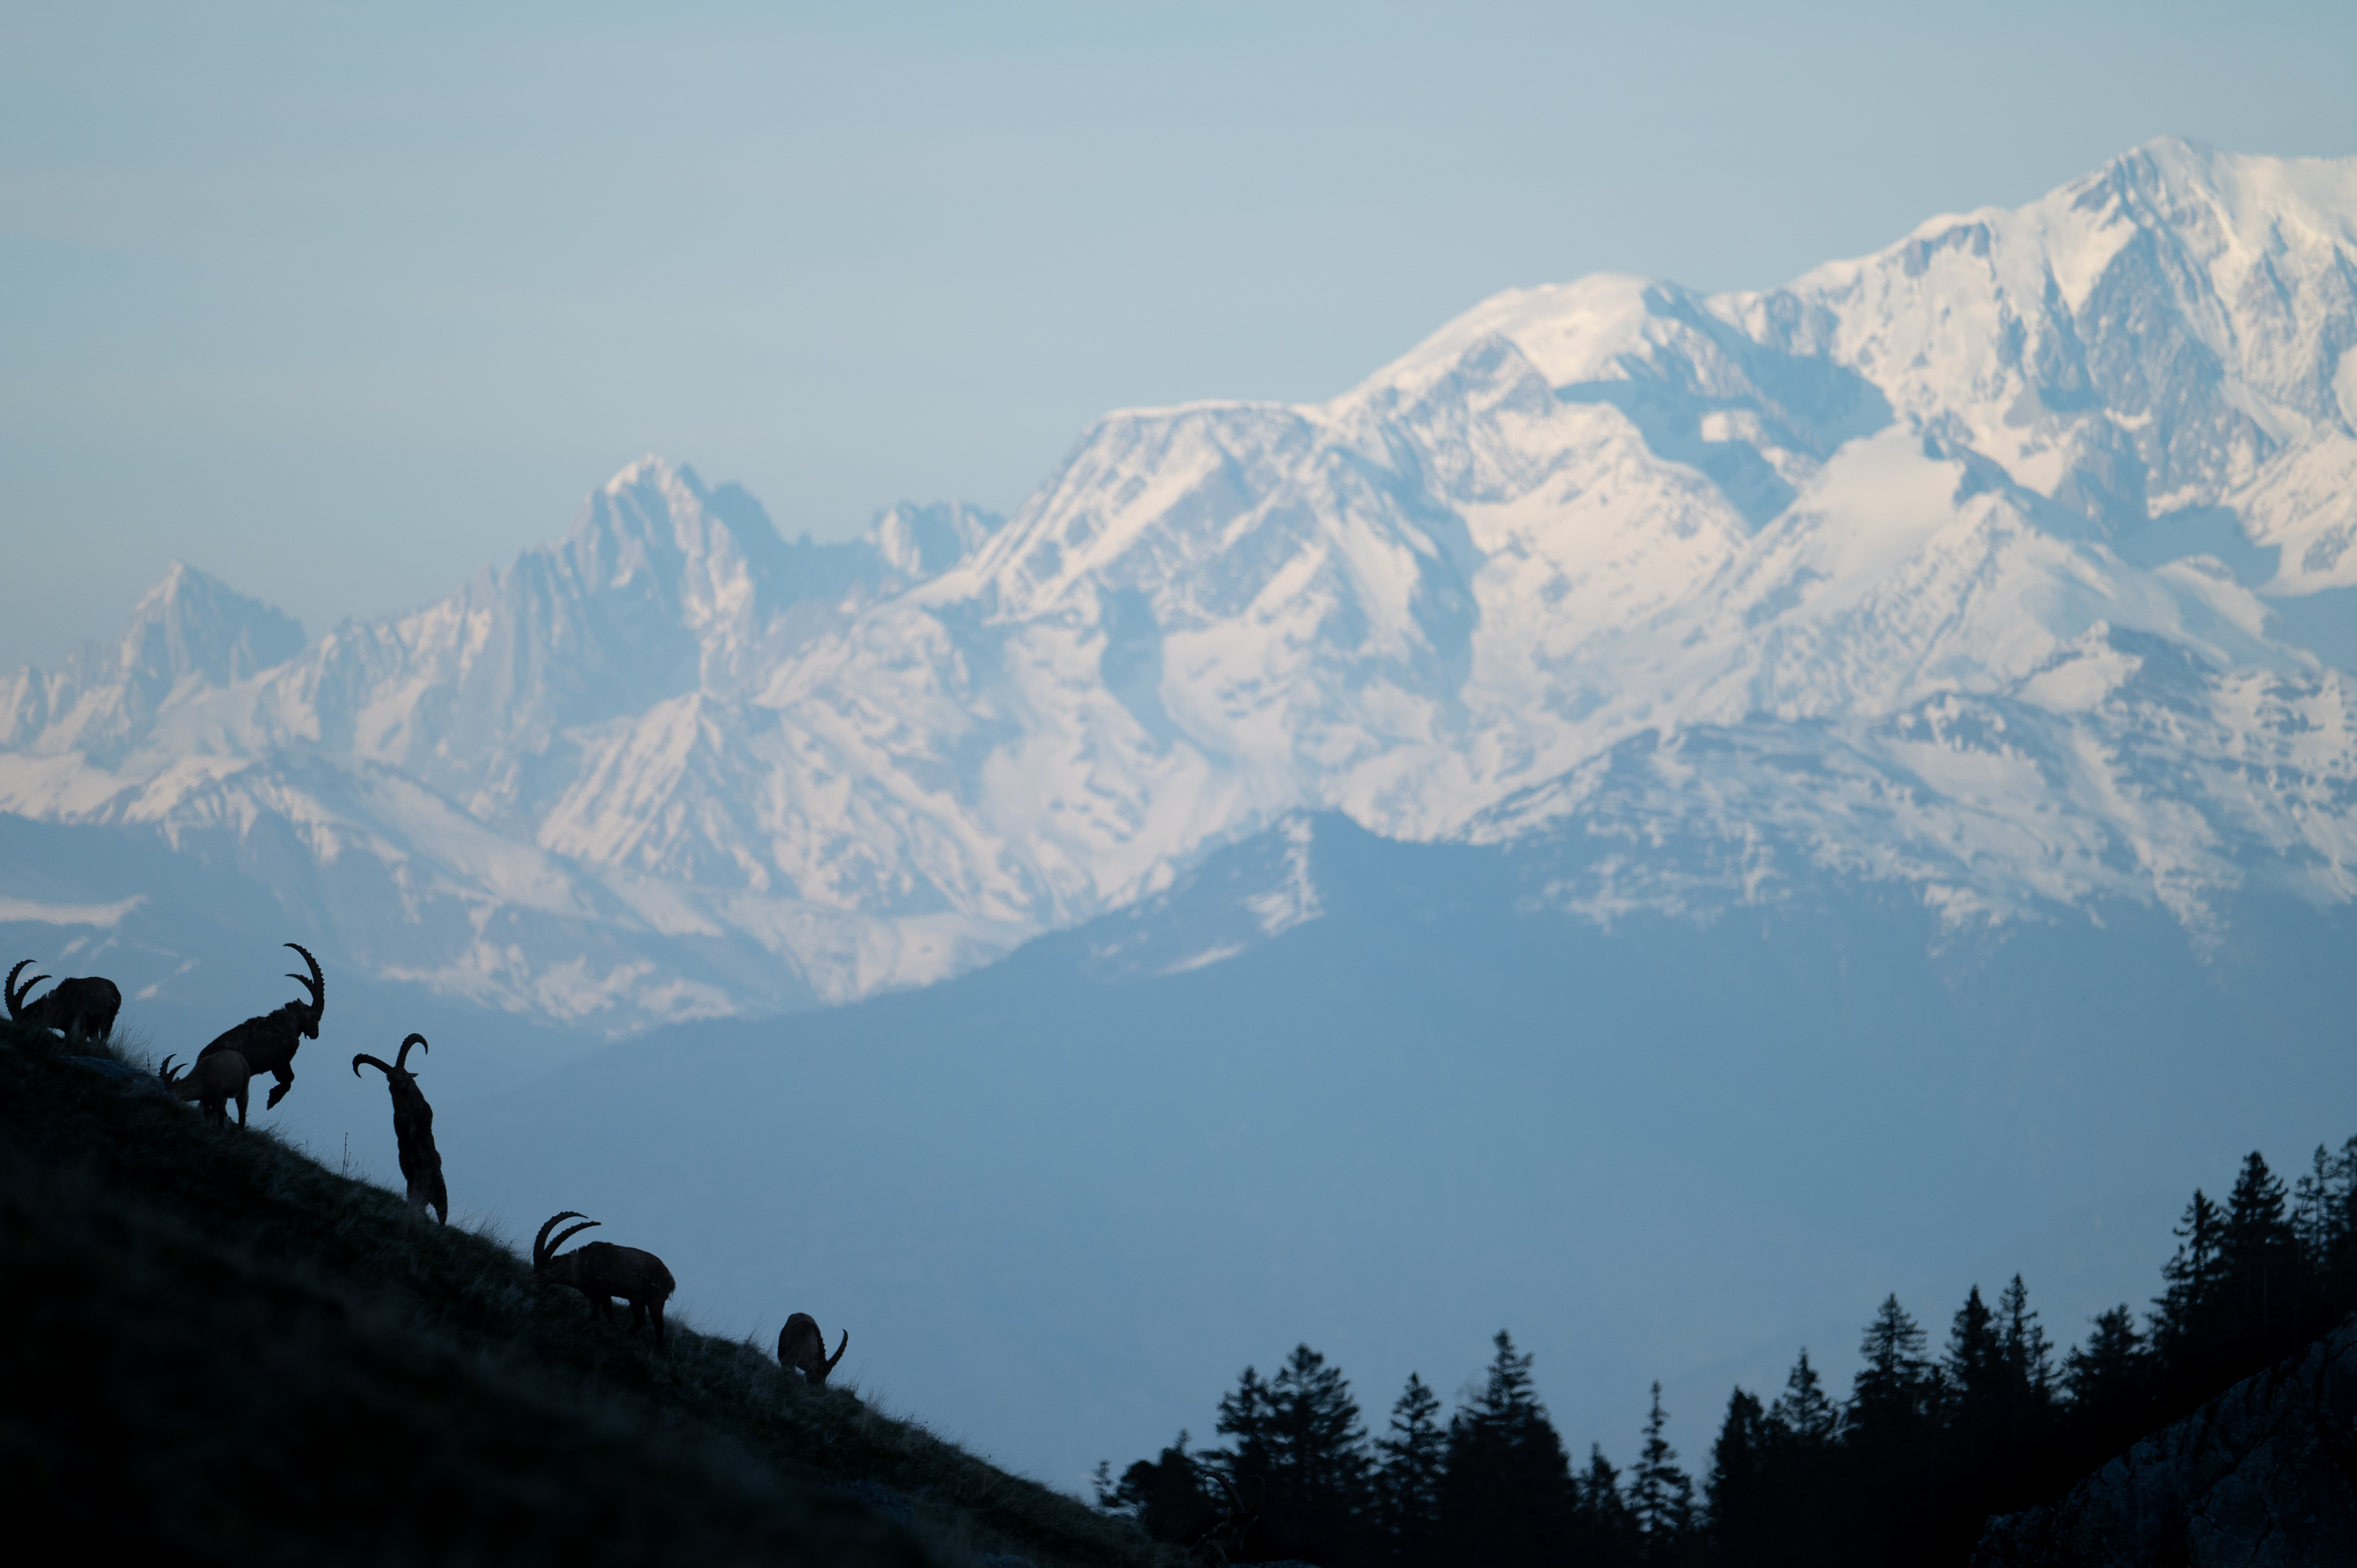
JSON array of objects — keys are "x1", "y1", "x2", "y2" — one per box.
[{"x1": 1097, "y1": 1135, "x2": 2357, "y2": 1566}]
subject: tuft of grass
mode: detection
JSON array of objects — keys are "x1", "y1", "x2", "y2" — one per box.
[{"x1": 0, "y1": 1028, "x2": 1179, "y2": 1567}]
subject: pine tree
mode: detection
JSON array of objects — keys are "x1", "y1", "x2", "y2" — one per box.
[
  {"x1": 2152, "y1": 1188, "x2": 2224, "y2": 1367},
  {"x1": 1438, "y1": 1332, "x2": 1575, "y2": 1568},
  {"x1": 2219, "y1": 1151, "x2": 2300, "y2": 1365},
  {"x1": 2061, "y1": 1305, "x2": 2147, "y2": 1416},
  {"x1": 1995, "y1": 1275, "x2": 2056, "y2": 1413},
  {"x1": 1943, "y1": 1285, "x2": 2000, "y2": 1418},
  {"x1": 1626, "y1": 1382, "x2": 1694, "y2": 1564},
  {"x1": 1572, "y1": 1443, "x2": 1640, "y2": 1565},
  {"x1": 1852, "y1": 1294, "x2": 1937, "y2": 1440},
  {"x1": 1375, "y1": 1373, "x2": 1446, "y2": 1568},
  {"x1": 1766, "y1": 1348, "x2": 1837, "y2": 1445},
  {"x1": 1851, "y1": 1295, "x2": 1942, "y2": 1563},
  {"x1": 1753, "y1": 1350, "x2": 1842, "y2": 1568},
  {"x1": 1703, "y1": 1388, "x2": 1769, "y2": 1560},
  {"x1": 1213, "y1": 1364, "x2": 1279, "y2": 1489},
  {"x1": 1094, "y1": 1430, "x2": 1219, "y2": 1544},
  {"x1": 2294, "y1": 1138, "x2": 2357, "y2": 1328},
  {"x1": 2318, "y1": 1137, "x2": 2357, "y2": 1314},
  {"x1": 1214, "y1": 1346, "x2": 1371, "y2": 1563}
]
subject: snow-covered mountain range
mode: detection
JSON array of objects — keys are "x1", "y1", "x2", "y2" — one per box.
[{"x1": 6, "y1": 138, "x2": 2357, "y2": 1033}]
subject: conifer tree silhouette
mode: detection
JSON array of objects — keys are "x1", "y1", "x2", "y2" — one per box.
[
  {"x1": 2220, "y1": 1150, "x2": 2299, "y2": 1367},
  {"x1": 1375, "y1": 1372, "x2": 1445, "y2": 1568},
  {"x1": 2061, "y1": 1304, "x2": 2147, "y2": 1412},
  {"x1": 2152, "y1": 1188, "x2": 2224, "y2": 1367},
  {"x1": 1573, "y1": 1442, "x2": 1639, "y2": 1563},
  {"x1": 1848, "y1": 1294, "x2": 1942, "y2": 1562},
  {"x1": 1438, "y1": 1331, "x2": 1574, "y2": 1568},
  {"x1": 1627, "y1": 1382, "x2": 1694, "y2": 1563},
  {"x1": 1704, "y1": 1388, "x2": 1770, "y2": 1561}
]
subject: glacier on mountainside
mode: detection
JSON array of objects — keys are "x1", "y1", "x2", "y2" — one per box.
[{"x1": 4, "y1": 137, "x2": 2356, "y2": 1030}]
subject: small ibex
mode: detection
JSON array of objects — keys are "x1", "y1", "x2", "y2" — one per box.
[
  {"x1": 778, "y1": 1312, "x2": 848, "y2": 1388},
  {"x1": 1197, "y1": 1473, "x2": 1264, "y2": 1566},
  {"x1": 8, "y1": 959, "x2": 123, "y2": 1042},
  {"x1": 158, "y1": 1050, "x2": 251, "y2": 1126},
  {"x1": 534, "y1": 1211, "x2": 676, "y2": 1349},
  {"x1": 196, "y1": 942, "x2": 324, "y2": 1110},
  {"x1": 352, "y1": 1032, "x2": 447, "y2": 1223}
]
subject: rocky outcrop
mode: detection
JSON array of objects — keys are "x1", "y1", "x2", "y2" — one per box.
[{"x1": 1975, "y1": 1319, "x2": 2357, "y2": 1566}]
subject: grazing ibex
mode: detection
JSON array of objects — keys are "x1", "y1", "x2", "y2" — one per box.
[
  {"x1": 533, "y1": 1211, "x2": 675, "y2": 1349},
  {"x1": 352, "y1": 1032, "x2": 447, "y2": 1223},
  {"x1": 1196, "y1": 1473, "x2": 1264, "y2": 1566},
  {"x1": 7, "y1": 960, "x2": 123, "y2": 1042},
  {"x1": 778, "y1": 1312, "x2": 848, "y2": 1387},
  {"x1": 195, "y1": 943, "x2": 323, "y2": 1110},
  {"x1": 158, "y1": 1050, "x2": 251, "y2": 1126}
]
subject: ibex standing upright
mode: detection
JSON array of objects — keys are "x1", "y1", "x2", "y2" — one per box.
[
  {"x1": 352, "y1": 1032, "x2": 447, "y2": 1222},
  {"x1": 778, "y1": 1312, "x2": 849, "y2": 1388},
  {"x1": 196, "y1": 943, "x2": 324, "y2": 1111}
]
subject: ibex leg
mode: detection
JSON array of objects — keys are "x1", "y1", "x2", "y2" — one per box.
[{"x1": 265, "y1": 1065, "x2": 294, "y2": 1110}]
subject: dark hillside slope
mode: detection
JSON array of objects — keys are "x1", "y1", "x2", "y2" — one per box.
[{"x1": 0, "y1": 1025, "x2": 1170, "y2": 1568}]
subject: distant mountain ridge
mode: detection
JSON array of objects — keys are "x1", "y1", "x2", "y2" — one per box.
[{"x1": 4, "y1": 138, "x2": 2356, "y2": 1031}]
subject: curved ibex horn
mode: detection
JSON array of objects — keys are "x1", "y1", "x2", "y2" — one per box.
[
  {"x1": 534, "y1": 1211, "x2": 600, "y2": 1269},
  {"x1": 352, "y1": 1054, "x2": 392, "y2": 1079},
  {"x1": 5, "y1": 960, "x2": 42, "y2": 1017},
  {"x1": 159, "y1": 1054, "x2": 182, "y2": 1085},
  {"x1": 395, "y1": 1032, "x2": 428, "y2": 1072},
  {"x1": 284, "y1": 943, "x2": 325, "y2": 1026},
  {"x1": 826, "y1": 1330, "x2": 849, "y2": 1375}
]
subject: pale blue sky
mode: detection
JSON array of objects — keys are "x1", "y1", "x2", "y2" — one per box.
[{"x1": 4, "y1": 0, "x2": 2353, "y2": 669}]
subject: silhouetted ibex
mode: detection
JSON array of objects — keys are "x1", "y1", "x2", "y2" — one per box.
[
  {"x1": 534, "y1": 1211, "x2": 675, "y2": 1348},
  {"x1": 196, "y1": 943, "x2": 323, "y2": 1110},
  {"x1": 159, "y1": 1051, "x2": 250, "y2": 1126},
  {"x1": 7, "y1": 960, "x2": 122, "y2": 1042},
  {"x1": 352, "y1": 1032, "x2": 446, "y2": 1223},
  {"x1": 778, "y1": 1312, "x2": 848, "y2": 1387},
  {"x1": 1197, "y1": 1473, "x2": 1264, "y2": 1566}
]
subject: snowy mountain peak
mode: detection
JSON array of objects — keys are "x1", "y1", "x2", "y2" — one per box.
[
  {"x1": 118, "y1": 562, "x2": 306, "y2": 696},
  {"x1": 866, "y1": 501, "x2": 1006, "y2": 579},
  {"x1": 5, "y1": 143, "x2": 2357, "y2": 1032}
]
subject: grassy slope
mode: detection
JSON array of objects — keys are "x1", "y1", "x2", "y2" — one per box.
[{"x1": 0, "y1": 1023, "x2": 1176, "y2": 1568}]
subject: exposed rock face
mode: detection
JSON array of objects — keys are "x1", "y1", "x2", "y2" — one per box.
[{"x1": 1976, "y1": 1319, "x2": 2357, "y2": 1566}]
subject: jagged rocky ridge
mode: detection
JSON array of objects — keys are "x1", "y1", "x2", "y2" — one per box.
[
  {"x1": 1974, "y1": 1315, "x2": 2357, "y2": 1565},
  {"x1": 4, "y1": 138, "x2": 2357, "y2": 1029}
]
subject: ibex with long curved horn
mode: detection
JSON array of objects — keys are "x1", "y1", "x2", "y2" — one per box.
[
  {"x1": 158, "y1": 1050, "x2": 251, "y2": 1126},
  {"x1": 7, "y1": 960, "x2": 122, "y2": 1042},
  {"x1": 533, "y1": 1212, "x2": 676, "y2": 1348},
  {"x1": 352, "y1": 1032, "x2": 446, "y2": 1222},
  {"x1": 1196, "y1": 1473, "x2": 1265, "y2": 1566},
  {"x1": 195, "y1": 943, "x2": 323, "y2": 1110},
  {"x1": 778, "y1": 1312, "x2": 848, "y2": 1388}
]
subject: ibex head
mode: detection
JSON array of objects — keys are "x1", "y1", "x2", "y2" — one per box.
[
  {"x1": 534, "y1": 1211, "x2": 601, "y2": 1278},
  {"x1": 283, "y1": 943, "x2": 325, "y2": 1038},
  {"x1": 779, "y1": 1312, "x2": 849, "y2": 1387},
  {"x1": 352, "y1": 1031, "x2": 427, "y2": 1086},
  {"x1": 5, "y1": 961, "x2": 48, "y2": 1021}
]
